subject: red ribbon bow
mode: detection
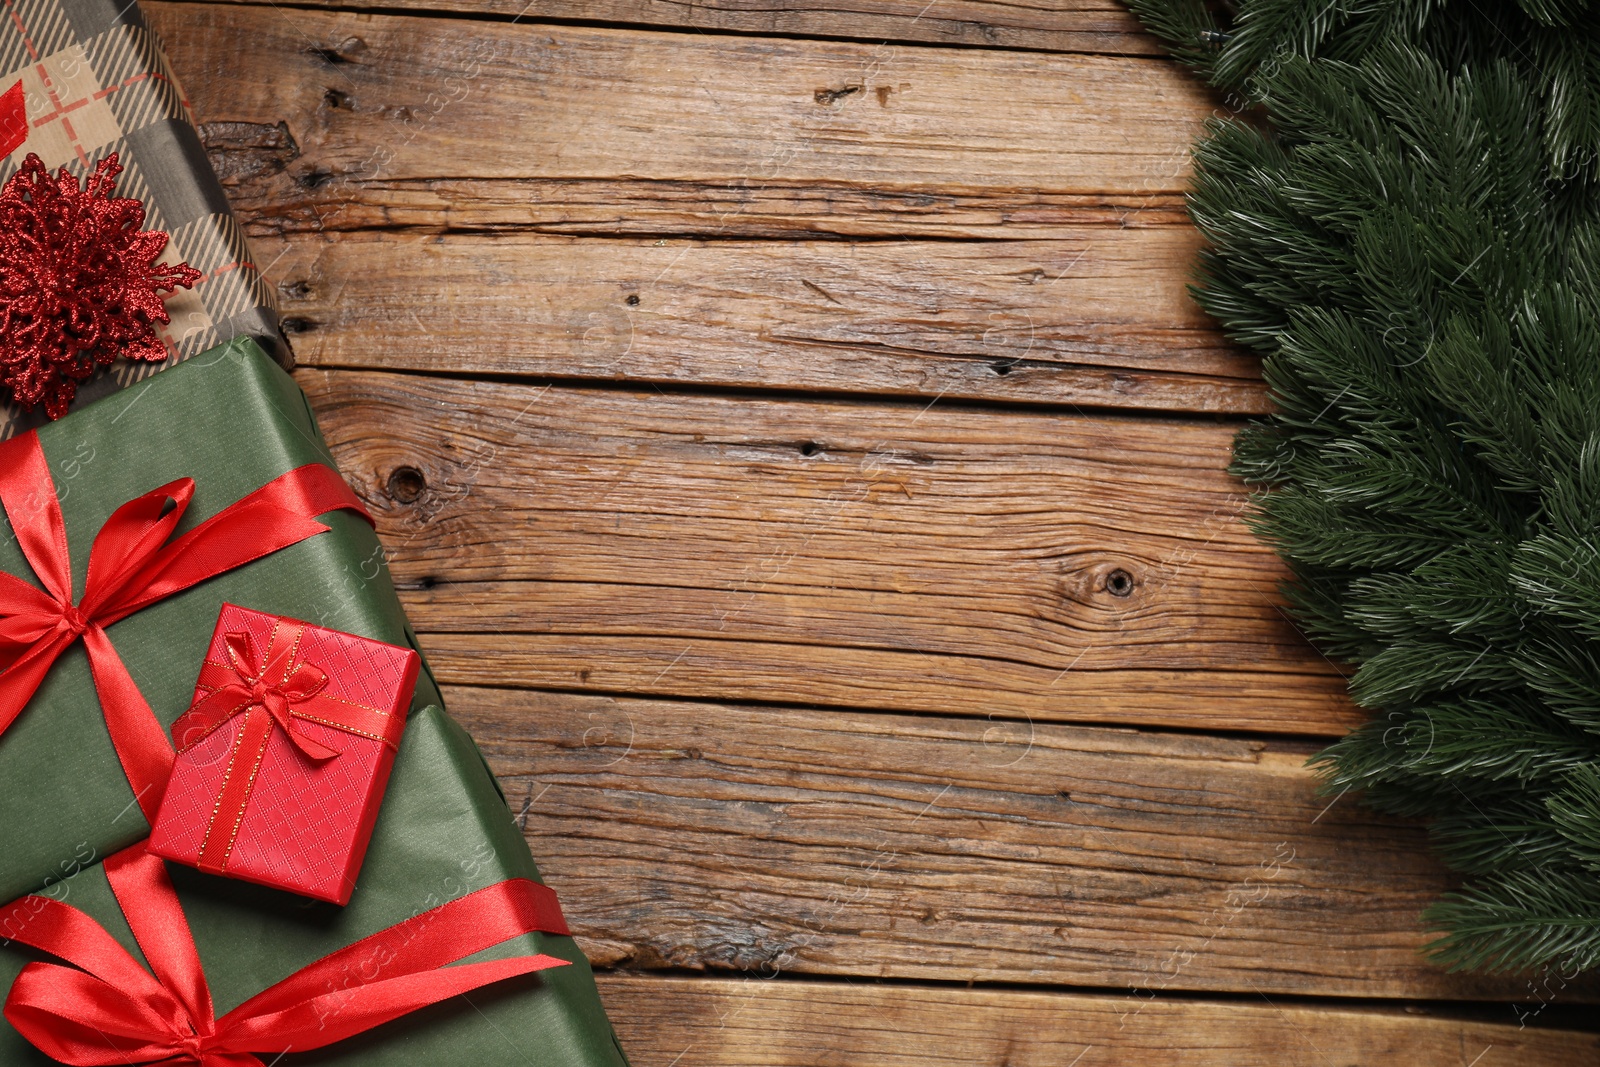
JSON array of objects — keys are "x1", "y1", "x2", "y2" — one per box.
[
  {"x1": 208, "y1": 627, "x2": 340, "y2": 759},
  {"x1": 0, "y1": 430, "x2": 372, "y2": 822},
  {"x1": 1, "y1": 847, "x2": 571, "y2": 1066},
  {"x1": 168, "y1": 622, "x2": 409, "y2": 875}
]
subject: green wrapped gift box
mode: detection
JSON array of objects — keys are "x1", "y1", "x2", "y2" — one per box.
[
  {"x1": 0, "y1": 338, "x2": 429, "y2": 905},
  {"x1": 0, "y1": 704, "x2": 630, "y2": 1065}
]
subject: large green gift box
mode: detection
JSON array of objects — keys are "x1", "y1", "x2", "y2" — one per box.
[
  {"x1": 0, "y1": 338, "x2": 428, "y2": 905},
  {"x1": 0, "y1": 705, "x2": 630, "y2": 1065}
]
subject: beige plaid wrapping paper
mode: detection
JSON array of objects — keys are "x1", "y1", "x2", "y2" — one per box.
[{"x1": 0, "y1": 0, "x2": 285, "y2": 439}]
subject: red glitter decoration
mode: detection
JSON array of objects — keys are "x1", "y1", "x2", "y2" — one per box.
[{"x1": 0, "y1": 152, "x2": 202, "y2": 418}]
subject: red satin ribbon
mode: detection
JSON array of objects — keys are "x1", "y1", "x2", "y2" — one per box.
[
  {"x1": 0, "y1": 430, "x2": 372, "y2": 821},
  {"x1": 1, "y1": 847, "x2": 571, "y2": 1066},
  {"x1": 168, "y1": 623, "x2": 407, "y2": 874},
  {"x1": 0, "y1": 80, "x2": 25, "y2": 159}
]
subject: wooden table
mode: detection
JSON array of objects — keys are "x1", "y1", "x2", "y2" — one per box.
[{"x1": 151, "y1": 1, "x2": 1600, "y2": 1060}]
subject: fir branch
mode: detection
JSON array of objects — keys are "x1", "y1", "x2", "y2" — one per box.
[
  {"x1": 1424, "y1": 869, "x2": 1600, "y2": 973},
  {"x1": 1126, "y1": 0, "x2": 1600, "y2": 974}
]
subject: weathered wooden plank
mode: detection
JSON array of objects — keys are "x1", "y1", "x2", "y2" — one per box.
[
  {"x1": 452, "y1": 687, "x2": 1599, "y2": 1002},
  {"x1": 262, "y1": 232, "x2": 1265, "y2": 415},
  {"x1": 199, "y1": 0, "x2": 1163, "y2": 59},
  {"x1": 208, "y1": 164, "x2": 1193, "y2": 239},
  {"x1": 594, "y1": 975, "x2": 1600, "y2": 1065},
  {"x1": 147, "y1": 3, "x2": 1212, "y2": 239},
  {"x1": 302, "y1": 368, "x2": 1347, "y2": 734}
]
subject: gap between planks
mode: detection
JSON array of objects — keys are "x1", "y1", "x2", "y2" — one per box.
[{"x1": 171, "y1": 0, "x2": 1166, "y2": 57}]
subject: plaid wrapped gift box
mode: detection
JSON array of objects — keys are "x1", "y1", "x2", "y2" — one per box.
[{"x1": 0, "y1": 0, "x2": 284, "y2": 439}]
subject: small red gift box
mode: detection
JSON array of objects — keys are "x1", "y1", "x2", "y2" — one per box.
[{"x1": 147, "y1": 604, "x2": 419, "y2": 904}]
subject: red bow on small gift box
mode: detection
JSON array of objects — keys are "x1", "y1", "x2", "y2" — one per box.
[
  {"x1": 0, "y1": 847, "x2": 570, "y2": 1066},
  {"x1": 149, "y1": 606, "x2": 419, "y2": 903},
  {"x1": 178, "y1": 626, "x2": 361, "y2": 763}
]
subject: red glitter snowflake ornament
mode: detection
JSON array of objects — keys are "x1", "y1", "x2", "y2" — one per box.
[{"x1": 0, "y1": 152, "x2": 202, "y2": 418}]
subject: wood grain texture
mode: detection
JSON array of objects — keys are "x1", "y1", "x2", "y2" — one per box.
[
  {"x1": 147, "y1": 3, "x2": 1212, "y2": 239},
  {"x1": 203, "y1": 0, "x2": 1163, "y2": 58},
  {"x1": 157, "y1": 2, "x2": 1252, "y2": 414},
  {"x1": 451, "y1": 687, "x2": 1600, "y2": 1001},
  {"x1": 300, "y1": 368, "x2": 1353, "y2": 735},
  {"x1": 594, "y1": 975, "x2": 1600, "y2": 1065},
  {"x1": 157, "y1": 0, "x2": 1595, "y2": 1041},
  {"x1": 262, "y1": 232, "x2": 1266, "y2": 416}
]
